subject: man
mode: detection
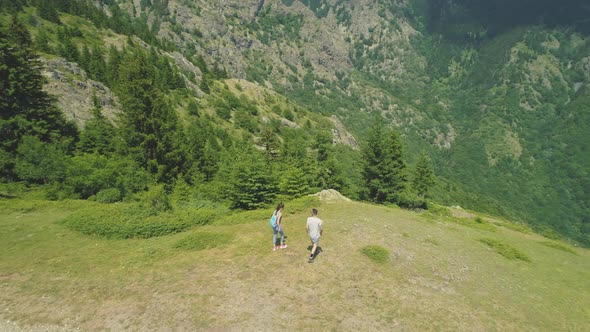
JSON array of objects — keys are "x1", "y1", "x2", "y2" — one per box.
[{"x1": 306, "y1": 208, "x2": 323, "y2": 263}]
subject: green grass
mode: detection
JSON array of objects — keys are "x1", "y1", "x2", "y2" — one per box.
[
  {"x1": 497, "y1": 220, "x2": 533, "y2": 234},
  {"x1": 1, "y1": 197, "x2": 589, "y2": 331},
  {"x1": 361, "y1": 245, "x2": 390, "y2": 264},
  {"x1": 539, "y1": 241, "x2": 578, "y2": 255},
  {"x1": 174, "y1": 232, "x2": 233, "y2": 251},
  {"x1": 478, "y1": 238, "x2": 531, "y2": 262},
  {"x1": 60, "y1": 203, "x2": 220, "y2": 239}
]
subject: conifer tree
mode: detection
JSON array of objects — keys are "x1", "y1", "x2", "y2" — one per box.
[
  {"x1": 88, "y1": 46, "x2": 106, "y2": 82},
  {"x1": 280, "y1": 165, "x2": 310, "y2": 198},
  {"x1": 259, "y1": 126, "x2": 280, "y2": 161},
  {"x1": 412, "y1": 151, "x2": 436, "y2": 198},
  {"x1": 0, "y1": 17, "x2": 76, "y2": 157},
  {"x1": 217, "y1": 147, "x2": 277, "y2": 209},
  {"x1": 78, "y1": 94, "x2": 116, "y2": 155},
  {"x1": 34, "y1": 29, "x2": 51, "y2": 53},
  {"x1": 116, "y1": 50, "x2": 185, "y2": 183},
  {"x1": 36, "y1": 0, "x2": 61, "y2": 24},
  {"x1": 362, "y1": 119, "x2": 408, "y2": 203}
]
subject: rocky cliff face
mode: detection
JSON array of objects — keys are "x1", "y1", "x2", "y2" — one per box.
[{"x1": 41, "y1": 58, "x2": 120, "y2": 128}]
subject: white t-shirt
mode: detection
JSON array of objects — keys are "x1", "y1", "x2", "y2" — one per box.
[{"x1": 306, "y1": 216, "x2": 323, "y2": 239}]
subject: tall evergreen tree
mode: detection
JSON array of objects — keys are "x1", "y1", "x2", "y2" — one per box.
[
  {"x1": 362, "y1": 119, "x2": 408, "y2": 203},
  {"x1": 36, "y1": 0, "x2": 61, "y2": 24},
  {"x1": 217, "y1": 147, "x2": 277, "y2": 210},
  {"x1": 78, "y1": 94, "x2": 116, "y2": 155},
  {"x1": 0, "y1": 17, "x2": 76, "y2": 158},
  {"x1": 116, "y1": 50, "x2": 185, "y2": 183},
  {"x1": 88, "y1": 46, "x2": 106, "y2": 82},
  {"x1": 280, "y1": 165, "x2": 310, "y2": 198},
  {"x1": 412, "y1": 151, "x2": 436, "y2": 198},
  {"x1": 34, "y1": 29, "x2": 51, "y2": 53}
]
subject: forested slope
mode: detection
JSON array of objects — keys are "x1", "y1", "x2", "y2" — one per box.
[{"x1": 1, "y1": 0, "x2": 588, "y2": 244}]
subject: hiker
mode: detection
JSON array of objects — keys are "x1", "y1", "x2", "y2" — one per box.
[
  {"x1": 270, "y1": 202, "x2": 287, "y2": 251},
  {"x1": 306, "y1": 208, "x2": 323, "y2": 263}
]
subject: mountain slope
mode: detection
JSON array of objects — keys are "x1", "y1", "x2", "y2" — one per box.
[
  {"x1": 1, "y1": 0, "x2": 588, "y2": 244},
  {"x1": 0, "y1": 196, "x2": 588, "y2": 330},
  {"x1": 117, "y1": 0, "x2": 590, "y2": 243}
]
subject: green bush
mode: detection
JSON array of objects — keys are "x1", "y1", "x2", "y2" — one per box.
[
  {"x1": 96, "y1": 188, "x2": 122, "y2": 203},
  {"x1": 361, "y1": 245, "x2": 390, "y2": 264},
  {"x1": 497, "y1": 221, "x2": 532, "y2": 234},
  {"x1": 391, "y1": 190, "x2": 427, "y2": 209},
  {"x1": 283, "y1": 195, "x2": 319, "y2": 215},
  {"x1": 137, "y1": 185, "x2": 171, "y2": 215},
  {"x1": 15, "y1": 136, "x2": 67, "y2": 183},
  {"x1": 60, "y1": 203, "x2": 220, "y2": 239},
  {"x1": 174, "y1": 232, "x2": 233, "y2": 251},
  {"x1": 478, "y1": 238, "x2": 531, "y2": 262},
  {"x1": 538, "y1": 241, "x2": 578, "y2": 255},
  {"x1": 65, "y1": 154, "x2": 148, "y2": 199}
]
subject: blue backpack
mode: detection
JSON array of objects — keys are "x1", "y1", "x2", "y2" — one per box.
[{"x1": 269, "y1": 211, "x2": 278, "y2": 228}]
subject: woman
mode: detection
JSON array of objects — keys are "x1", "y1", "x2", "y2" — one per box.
[{"x1": 270, "y1": 202, "x2": 287, "y2": 251}]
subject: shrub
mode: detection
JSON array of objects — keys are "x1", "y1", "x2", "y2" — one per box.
[
  {"x1": 65, "y1": 154, "x2": 148, "y2": 199},
  {"x1": 361, "y1": 245, "x2": 389, "y2": 264},
  {"x1": 391, "y1": 190, "x2": 427, "y2": 209},
  {"x1": 498, "y1": 221, "x2": 532, "y2": 234},
  {"x1": 60, "y1": 203, "x2": 220, "y2": 239},
  {"x1": 173, "y1": 232, "x2": 233, "y2": 251},
  {"x1": 15, "y1": 136, "x2": 67, "y2": 183},
  {"x1": 428, "y1": 204, "x2": 451, "y2": 217},
  {"x1": 478, "y1": 238, "x2": 531, "y2": 262},
  {"x1": 137, "y1": 185, "x2": 171, "y2": 215},
  {"x1": 96, "y1": 188, "x2": 122, "y2": 203},
  {"x1": 538, "y1": 241, "x2": 578, "y2": 255},
  {"x1": 283, "y1": 195, "x2": 319, "y2": 215}
]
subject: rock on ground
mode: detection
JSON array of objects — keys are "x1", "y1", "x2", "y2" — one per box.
[{"x1": 313, "y1": 189, "x2": 351, "y2": 202}]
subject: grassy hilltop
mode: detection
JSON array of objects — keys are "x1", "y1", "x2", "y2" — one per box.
[{"x1": 1, "y1": 194, "x2": 588, "y2": 331}]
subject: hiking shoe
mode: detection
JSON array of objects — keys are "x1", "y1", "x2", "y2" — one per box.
[
  {"x1": 308, "y1": 257, "x2": 315, "y2": 263},
  {"x1": 273, "y1": 246, "x2": 278, "y2": 251},
  {"x1": 280, "y1": 244, "x2": 288, "y2": 249}
]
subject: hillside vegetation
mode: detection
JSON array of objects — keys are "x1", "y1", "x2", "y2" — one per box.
[
  {"x1": 0, "y1": 1, "x2": 588, "y2": 243},
  {"x1": 0, "y1": 195, "x2": 588, "y2": 330}
]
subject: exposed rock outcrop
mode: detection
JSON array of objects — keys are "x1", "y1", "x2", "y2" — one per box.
[{"x1": 41, "y1": 58, "x2": 120, "y2": 128}]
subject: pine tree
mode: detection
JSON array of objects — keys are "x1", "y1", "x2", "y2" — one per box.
[
  {"x1": 106, "y1": 45, "x2": 121, "y2": 86},
  {"x1": 34, "y1": 29, "x2": 51, "y2": 53},
  {"x1": 88, "y1": 46, "x2": 106, "y2": 82},
  {"x1": 116, "y1": 50, "x2": 185, "y2": 183},
  {"x1": 78, "y1": 94, "x2": 116, "y2": 155},
  {"x1": 258, "y1": 126, "x2": 280, "y2": 161},
  {"x1": 59, "y1": 35, "x2": 79, "y2": 63},
  {"x1": 217, "y1": 147, "x2": 277, "y2": 210},
  {"x1": 0, "y1": 17, "x2": 76, "y2": 157},
  {"x1": 361, "y1": 119, "x2": 408, "y2": 203},
  {"x1": 36, "y1": 0, "x2": 61, "y2": 24},
  {"x1": 413, "y1": 151, "x2": 435, "y2": 198},
  {"x1": 80, "y1": 45, "x2": 91, "y2": 70},
  {"x1": 280, "y1": 165, "x2": 310, "y2": 198}
]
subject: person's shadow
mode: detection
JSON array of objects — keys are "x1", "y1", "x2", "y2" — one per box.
[{"x1": 307, "y1": 245, "x2": 323, "y2": 259}]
